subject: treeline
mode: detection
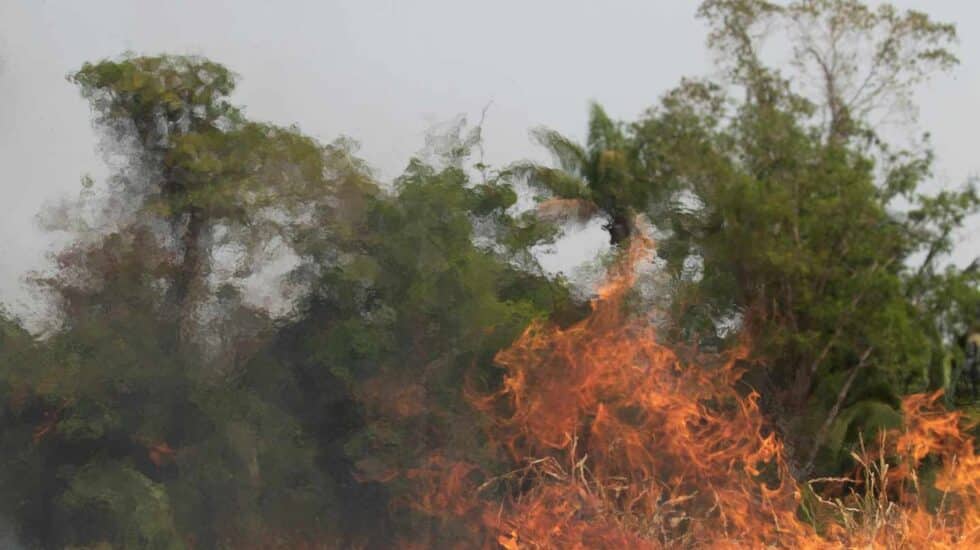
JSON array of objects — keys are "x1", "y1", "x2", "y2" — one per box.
[{"x1": 0, "y1": 1, "x2": 978, "y2": 548}]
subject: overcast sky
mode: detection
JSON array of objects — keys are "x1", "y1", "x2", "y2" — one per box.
[{"x1": 1, "y1": 1, "x2": 977, "y2": 319}]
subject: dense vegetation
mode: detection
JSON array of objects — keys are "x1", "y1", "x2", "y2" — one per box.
[{"x1": 0, "y1": 1, "x2": 977, "y2": 548}]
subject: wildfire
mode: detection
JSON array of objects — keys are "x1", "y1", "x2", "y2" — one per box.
[{"x1": 400, "y1": 231, "x2": 980, "y2": 548}]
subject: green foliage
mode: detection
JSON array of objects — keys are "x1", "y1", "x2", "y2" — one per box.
[
  {"x1": 634, "y1": 81, "x2": 941, "y2": 474},
  {"x1": 517, "y1": 103, "x2": 644, "y2": 243},
  {"x1": 0, "y1": 229, "x2": 343, "y2": 547},
  {"x1": 249, "y1": 149, "x2": 582, "y2": 545},
  {"x1": 0, "y1": 56, "x2": 371, "y2": 548},
  {"x1": 0, "y1": 1, "x2": 975, "y2": 545},
  {"x1": 507, "y1": 0, "x2": 975, "y2": 477},
  {"x1": 5, "y1": 67, "x2": 580, "y2": 544},
  {"x1": 72, "y1": 55, "x2": 338, "y2": 348},
  {"x1": 643, "y1": 0, "x2": 973, "y2": 475},
  {"x1": 56, "y1": 461, "x2": 183, "y2": 550},
  {"x1": 698, "y1": 0, "x2": 958, "y2": 141}
]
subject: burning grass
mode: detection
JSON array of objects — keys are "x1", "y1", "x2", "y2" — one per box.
[{"x1": 398, "y1": 231, "x2": 980, "y2": 548}]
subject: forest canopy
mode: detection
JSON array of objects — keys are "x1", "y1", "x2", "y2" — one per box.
[{"x1": 1, "y1": 1, "x2": 978, "y2": 548}]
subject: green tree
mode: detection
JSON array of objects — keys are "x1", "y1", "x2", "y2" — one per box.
[
  {"x1": 72, "y1": 55, "x2": 331, "y2": 348},
  {"x1": 639, "y1": 0, "x2": 977, "y2": 474},
  {"x1": 249, "y1": 130, "x2": 583, "y2": 546},
  {"x1": 0, "y1": 228, "x2": 346, "y2": 548},
  {"x1": 511, "y1": 0, "x2": 976, "y2": 475},
  {"x1": 0, "y1": 56, "x2": 365, "y2": 548},
  {"x1": 699, "y1": 0, "x2": 958, "y2": 144},
  {"x1": 512, "y1": 103, "x2": 644, "y2": 244}
]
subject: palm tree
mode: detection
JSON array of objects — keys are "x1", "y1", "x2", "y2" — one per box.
[{"x1": 511, "y1": 103, "x2": 641, "y2": 244}]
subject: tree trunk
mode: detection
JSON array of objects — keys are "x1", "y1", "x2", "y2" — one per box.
[
  {"x1": 173, "y1": 207, "x2": 207, "y2": 349},
  {"x1": 605, "y1": 210, "x2": 633, "y2": 245}
]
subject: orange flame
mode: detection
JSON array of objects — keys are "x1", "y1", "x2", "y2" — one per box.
[{"x1": 400, "y1": 232, "x2": 980, "y2": 548}]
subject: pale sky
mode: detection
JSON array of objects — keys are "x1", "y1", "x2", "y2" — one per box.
[{"x1": 1, "y1": 1, "x2": 977, "y2": 320}]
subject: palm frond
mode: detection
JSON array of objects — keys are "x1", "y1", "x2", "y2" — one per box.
[
  {"x1": 506, "y1": 162, "x2": 592, "y2": 201},
  {"x1": 529, "y1": 127, "x2": 587, "y2": 175},
  {"x1": 586, "y1": 102, "x2": 626, "y2": 155}
]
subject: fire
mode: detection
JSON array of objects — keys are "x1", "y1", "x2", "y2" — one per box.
[{"x1": 399, "y1": 230, "x2": 980, "y2": 548}]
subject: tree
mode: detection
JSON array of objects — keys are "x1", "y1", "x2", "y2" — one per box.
[
  {"x1": 699, "y1": 0, "x2": 958, "y2": 144},
  {"x1": 633, "y1": 0, "x2": 977, "y2": 474},
  {"x1": 72, "y1": 55, "x2": 331, "y2": 348},
  {"x1": 512, "y1": 103, "x2": 644, "y2": 244},
  {"x1": 0, "y1": 2, "x2": 976, "y2": 544},
  {"x1": 515, "y1": 0, "x2": 976, "y2": 475},
  {"x1": 0, "y1": 56, "x2": 374, "y2": 548},
  {"x1": 249, "y1": 130, "x2": 584, "y2": 546},
  {"x1": 0, "y1": 226, "x2": 350, "y2": 548}
]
